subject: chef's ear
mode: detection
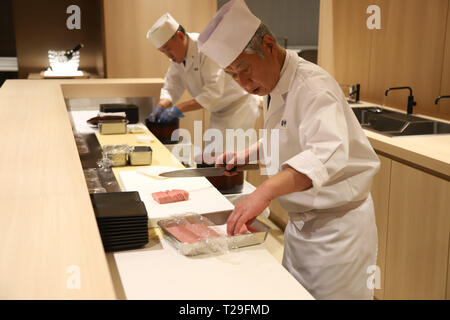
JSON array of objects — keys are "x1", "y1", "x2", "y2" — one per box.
[
  {"x1": 262, "y1": 35, "x2": 276, "y2": 55},
  {"x1": 175, "y1": 30, "x2": 185, "y2": 40}
]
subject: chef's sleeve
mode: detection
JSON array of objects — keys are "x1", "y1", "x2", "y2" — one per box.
[
  {"x1": 160, "y1": 63, "x2": 185, "y2": 104},
  {"x1": 282, "y1": 90, "x2": 349, "y2": 189},
  {"x1": 194, "y1": 57, "x2": 228, "y2": 112}
]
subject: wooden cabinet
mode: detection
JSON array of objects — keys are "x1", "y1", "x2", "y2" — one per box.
[
  {"x1": 372, "y1": 154, "x2": 450, "y2": 299},
  {"x1": 372, "y1": 155, "x2": 450, "y2": 299},
  {"x1": 448, "y1": 234, "x2": 450, "y2": 299},
  {"x1": 383, "y1": 161, "x2": 450, "y2": 299},
  {"x1": 370, "y1": 154, "x2": 392, "y2": 299}
]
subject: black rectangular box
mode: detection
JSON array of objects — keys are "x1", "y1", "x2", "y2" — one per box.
[{"x1": 100, "y1": 103, "x2": 139, "y2": 124}]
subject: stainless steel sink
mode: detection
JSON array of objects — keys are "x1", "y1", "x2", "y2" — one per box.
[{"x1": 352, "y1": 107, "x2": 450, "y2": 136}]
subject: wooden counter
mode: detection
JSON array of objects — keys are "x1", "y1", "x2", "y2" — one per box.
[
  {"x1": 0, "y1": 78, "x2": 297, "y2": 299},
  {"x1": 1, "y1": 79, "x2": 448, "y2": 299},
  {"x1": 0, "y1": 79, "x2": 164, "y2": 299},
  {"x1": 355, "y1": 101, "x2": 450, "y2": 178}
]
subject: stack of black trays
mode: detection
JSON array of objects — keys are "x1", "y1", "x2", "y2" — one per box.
[{"x1": 90, "y1": 192, "x2": 149, "y2": 252}]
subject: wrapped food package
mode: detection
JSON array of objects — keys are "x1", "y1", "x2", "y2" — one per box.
[{"x1": 157, "y1": 212, "x2": 270, "y2": 256}]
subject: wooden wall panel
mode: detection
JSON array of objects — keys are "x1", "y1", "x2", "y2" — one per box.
[
  {"x1": 318, "y1": 0, "x2": 450, "y2": 121},
  {"x1": 439, "y1": 5, "x2": 450, "y2": 120},
  {"x1": 103, "y1": 0, "x2": 217, "y2": 78},
  {"x1": 331, "y1": 0, "x2": 373, "y2": 98},
  {"x1": 317, "y1": 0, "x2": 335, "y2": 76},
  {"x1": 103, "y1": 0, "x2": 217, "y2": 138},
  {"x1": 367, "y1": 0, "x2": 448, "y2": 118}
]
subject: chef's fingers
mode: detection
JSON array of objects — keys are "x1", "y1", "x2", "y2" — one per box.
[
  {"x1": 225, "y1": 153, "x2": 237, "y2": 171},
  {"x1": 233, "y1": 214, "x2": 250, "y2": 235},
  {"x1": 223, "y1": 170, "x2": 239, "y2": 177},
  {"x1": 226, "y1": 209, "x2": 239, "y2": 236},
  {"x1": 214, "y1": 152, "x2": 227, "y2": 167},
  {"x1": 225, "y1": 162, "x2": 237, "y2": 171}
]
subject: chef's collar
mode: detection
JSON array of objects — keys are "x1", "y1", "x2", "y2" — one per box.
[
  {"x1": 270, "y1": 49, "x2": 297, "y2": 96},
  {"x1": 183, "y1": 34, "x2": 196, "y2": 69}
]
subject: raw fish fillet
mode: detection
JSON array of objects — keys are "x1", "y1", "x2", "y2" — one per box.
[
  {"x1": 167, "y1": 223, "x2": 221, "y2": 243},
  {"x1": 152, "y1": 189, "x2": 189, "y2": 204}
]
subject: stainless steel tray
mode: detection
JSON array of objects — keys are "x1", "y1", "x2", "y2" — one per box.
[
  {"x1": 157, "y1": 210, "x2": 270, "y2": 256},
  {"x1": 98, "y1": 119, "x2": 128, "y2": 135}
]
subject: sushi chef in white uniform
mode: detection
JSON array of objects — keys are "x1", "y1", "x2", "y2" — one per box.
[
  {"x1": 198, "y1": 0, "x2": 380, "y2": 299},
  {"x1": 146, "y1": 13, "x2": 259, "y2": 154}
]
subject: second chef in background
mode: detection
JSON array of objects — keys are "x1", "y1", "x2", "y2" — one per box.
[{"x1": 146, "y1": 13, "x2": 260, "y2": 156}]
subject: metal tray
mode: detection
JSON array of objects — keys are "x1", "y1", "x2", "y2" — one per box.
[
  {"x1": 157, "y1": 210, "x2": 270, "y2": 256},
  {"x1": 102, "y1": 144, "x2": 130, "y2": 167},
  {"x1": 129, "y1": 146, "x2": 152, "y2": 166},
  {"x1": 98, "y1": 119, "x2": 128, "y2": 135}
]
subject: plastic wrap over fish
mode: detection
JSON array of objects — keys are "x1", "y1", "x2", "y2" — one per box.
[{"x1": 158, "y1": 211, "x2": 270, "y2": 256}]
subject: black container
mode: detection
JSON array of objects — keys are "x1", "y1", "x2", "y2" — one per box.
[{"x1": 100, "y1": 103, "x2": 139, "y2": 124}]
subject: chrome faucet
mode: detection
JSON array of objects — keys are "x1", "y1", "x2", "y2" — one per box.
[
  {"x1": 435, "y1": 95, "x2": 450, "y2": 105},
  {"x1": 385, "y1": 86, "x2": 417, "y2": 114}
]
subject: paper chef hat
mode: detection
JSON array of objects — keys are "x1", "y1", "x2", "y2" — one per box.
[
  {"x1": 198, "y1": 0, "x2": 261, "y2": 68},
  {"x1": 146, "y1": 13, "x2": 180, "y2": 48}
]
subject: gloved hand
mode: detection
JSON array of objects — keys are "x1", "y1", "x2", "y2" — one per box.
[
  {"x1": 159, "y1": 105, "x2": 184, "y2": 123},
  {"x1": 147, "y1": 106, "x2": 164, "y2": 123}
]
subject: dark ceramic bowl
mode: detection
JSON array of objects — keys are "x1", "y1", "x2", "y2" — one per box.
[{"x1": 145, "y1": 118, "x2": 180, "y2": 144}]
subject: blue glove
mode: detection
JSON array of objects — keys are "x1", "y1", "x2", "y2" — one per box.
[
  {"x1": 159, "y1": 105, "x2": 185, "y2": 123},
  {"x1": 147, "y1": 106, "x2": 164, "y2": 123}
]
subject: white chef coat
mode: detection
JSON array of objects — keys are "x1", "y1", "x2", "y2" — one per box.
[
  {"x1": 160, "y1": 33, "x2": 260, "y2": 151},
  {"x1": 262, "y1": 50, "x2": 380, "y2": 299}
]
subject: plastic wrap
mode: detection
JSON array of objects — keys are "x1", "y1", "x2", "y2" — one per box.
[
  {"x1": 158, "y1": 211, "x2": 271, "y2": 256},
  {"x1": 158, "y1": 213, "x2": 229, "y2": 256},
  {"x1": 74, "y1": 134, "x2": 90, "y2": 155},
  {"x1": 102, "y1": 144, "x2": 134, "y2": 167},
  {"x1": 83, "y1": 168, "x2": 107, "y2": 193}
]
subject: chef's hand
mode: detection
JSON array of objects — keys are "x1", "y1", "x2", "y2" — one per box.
[
  {"x1": 227, "y1": 189, "x2": 271, "y2": 236},
  {"x1": 159, "y1": 105, "x2": 185, "y2": 123},
  {"x1": 147, "y1": 106, "x2": 164, "y2": 123},
  {"x1": 214, "y1": 150, "x2": 248, "y2": 176}
]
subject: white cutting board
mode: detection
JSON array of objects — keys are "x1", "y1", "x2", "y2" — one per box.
[{"x1": 118, "y1": 166, "x2": 235, "y2": 227}]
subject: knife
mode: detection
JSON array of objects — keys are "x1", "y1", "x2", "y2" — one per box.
[{"x1": 159, "y1": 164, "x2": 260, "y2": 178}]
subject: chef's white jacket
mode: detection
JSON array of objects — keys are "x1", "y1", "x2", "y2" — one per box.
[
  {"x1": 262, "y1": 50, "x2": 380, "y2": 299},
  {"x1": 160, "y1": 33, "x2": 260, "y2": 138}
]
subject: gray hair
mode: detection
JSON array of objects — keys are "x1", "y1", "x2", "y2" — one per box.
[{"x1": 243, "y1": 23, "x2": 277, "y2": 58}]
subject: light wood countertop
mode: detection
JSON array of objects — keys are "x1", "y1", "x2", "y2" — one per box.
[
  {"x1": 0, "y1": 79, "x2": 163, "y2": 299},
  {"x1": 0, "y1": 78, "x2": 290, "y2": 299},
  {"x1": 1, "y1": 79, "x2": 448, "y2": 299}
]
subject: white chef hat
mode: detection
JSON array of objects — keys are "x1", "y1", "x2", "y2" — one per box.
[
  {"x1": 198, "y1": 0, "x2": 261, "y2": 68},
  {"x1": 146, "y1": 13, "x2": 180, "y2": 48}
]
